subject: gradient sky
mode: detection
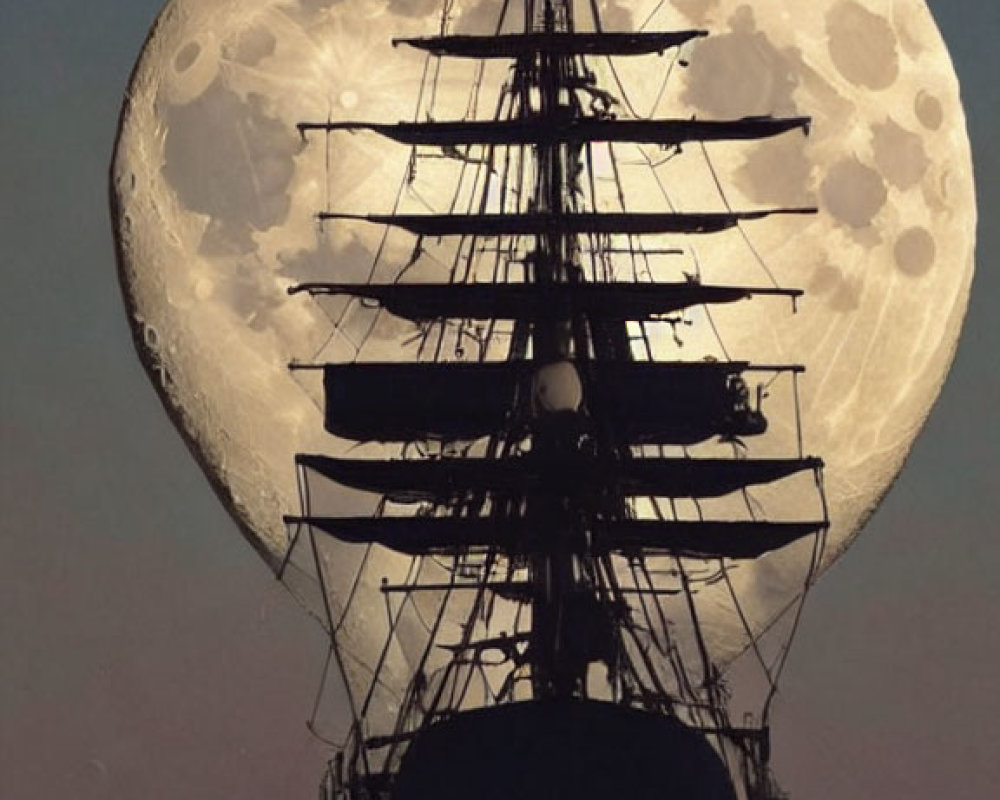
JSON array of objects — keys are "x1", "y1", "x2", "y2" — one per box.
[{"x1": 1, "y1": 2, "x2": 997, "y2": 799}]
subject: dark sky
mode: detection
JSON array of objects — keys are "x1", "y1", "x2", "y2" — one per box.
[{"x1": 1, "y1": 2, "x2": 997, "y2": 798}]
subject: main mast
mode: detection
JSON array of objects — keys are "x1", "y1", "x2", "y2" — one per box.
[{"x1": 524, "y1": 0, "x2": 594, "y2": 701}]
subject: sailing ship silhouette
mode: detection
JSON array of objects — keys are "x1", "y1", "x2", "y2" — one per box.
[{"x1": 281, "y1": 2, "x2": 829, "y2": 797}]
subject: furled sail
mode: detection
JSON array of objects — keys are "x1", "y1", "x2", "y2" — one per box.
[
  {"x1": 317, "y1": 361, "x2": 799, "y2": 444},
  {"x1": 296, "y1": 454, "x2": 823, "y2": 502},
  {"x1": 298, "y1": 116, "x2": 811, "y2": 146},
  {"x1": 319, "y1": 209, "x2": 818, "y2": 237},
  {"x1": 288, "y1": 282, "x2": 802, "y2": 322},
  {"x1": 393, "y1": 31, "x2": 708, "y2": 59},
  {"x1": 287, "y1": 515, "x2": 828, "y2": 560}
]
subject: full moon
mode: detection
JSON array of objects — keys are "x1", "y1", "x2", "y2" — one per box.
[{"x1": 112, "y1": 0, "x2": 974, "y2": 687}]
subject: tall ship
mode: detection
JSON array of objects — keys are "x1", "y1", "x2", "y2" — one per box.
[{"x1": 280, "y1": 2, "x2": 830, "y2": 797}]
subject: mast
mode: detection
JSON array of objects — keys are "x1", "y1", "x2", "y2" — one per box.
[
  {"x1": 285, "y1": 1, "x2": 830, "y2": 796},
  {"x1": 527, "y1": 0, "x2": 589, "y2": 699}
]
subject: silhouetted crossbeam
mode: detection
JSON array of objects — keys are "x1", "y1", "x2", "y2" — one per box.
[
  {"x1": 377, "y1": 581, "x2": 684, "y2": 598},
  {"x1": 296, "y1": 455, "x2": 823, "y2": 501},
  {"x1": 318, "y1": 209, "x2": 817, "y2": 236},
  {"x1": 394, "y1": 31, "x2": 707, "y2": 58},
  {"x1": 288, "y1": 281, "x2": 801, "y2": 322},
  {"x1": 297, "y1": 116, "x2": 811, "y2": 146},
  {"x1": 283, "y1": 516, "x2": 828, "y2": 559},
  {"x1": 300, "y1": 361, "x2": 801, "y2": 444},
  {"x1": 438, "y1": 632, "x2": 532, "y2": 654}
]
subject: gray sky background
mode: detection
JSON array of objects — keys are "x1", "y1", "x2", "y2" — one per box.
[{"x1": 1, "y1": 1, "x2": 997, "y2": 798}]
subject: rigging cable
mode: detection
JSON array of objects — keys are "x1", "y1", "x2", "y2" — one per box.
[
  {"x1": 357, "y1": 556, "x2": 425, "y2": 722},
  {"x1": 639, "y1": 0, "x2": 668, "y2": 31},
  {"x1": 587, "y1": 0, "x2": 603, "y2": 32},
  {"x1": 759, "y1": 473, "x2": 829, "y2": 725},
  {"x1": 301, "y1": 37, "x2": 441, "y2": 363},
  {"x1": 698, "y1": 139, "x2": 782, "y2": 290},
  {"x1": 307, "y1": 643, "x2": 349, "y2": 749}
]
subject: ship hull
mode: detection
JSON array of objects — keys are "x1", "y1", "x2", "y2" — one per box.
[{"x1": 392, "y1": 699, "x2": 737, "y2": 800}]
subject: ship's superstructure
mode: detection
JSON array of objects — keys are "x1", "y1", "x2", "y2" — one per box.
[{"x1": 281, "y1": 2, "x2": 829, "y2": 798}]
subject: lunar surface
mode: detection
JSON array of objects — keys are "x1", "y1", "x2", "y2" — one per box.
[{"x1": 112, "y1": 0, "x2": 975, "y2": 712}]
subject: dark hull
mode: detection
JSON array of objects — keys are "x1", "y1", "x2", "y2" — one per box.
[{"x1": 391, "y1": 699, "x2": 737, "y2": 800}]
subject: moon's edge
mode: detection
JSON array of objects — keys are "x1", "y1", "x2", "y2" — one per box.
[{"x1": 108, "y1": 0, "x2": 285, "y2": 577}]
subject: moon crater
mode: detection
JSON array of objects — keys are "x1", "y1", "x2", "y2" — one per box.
[
  {"x1": 162, "y1": 84, "x2": 300, "y2": 235},
  {"x1": 915, "y1": 90, "x2": 944, "y2": 130},
  {"x1": 682, "y1": 8, "x2": 800, "y2": 118},
  {"x1": 894, "y1": 227, "x2": 937, "y2": 276},
  {"x1": 174, "y1": 41, "x2": 201, "y2": 72},
  {"x1": 826, "y1": 1, "x2": 899, "y2": 90},
  {"x1": 871, "y1": 118, "x2": 930, "y2": 191},
  {"x1": 160, "y1": 34, "x2": 219, "y2": 105},
  {"x1": 736, "y1": 136, "x2": 814, "y2": 206},
  {"x1": 809, "y1": 264, "x2": 862, "y2": 313},
  {"x1": 820, "y1": 157, "x2": 888, "y2": 229}
]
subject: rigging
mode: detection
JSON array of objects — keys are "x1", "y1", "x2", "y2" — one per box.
[{"x1": 281, "y1": 2, "x2": 829, "y2": 798}]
